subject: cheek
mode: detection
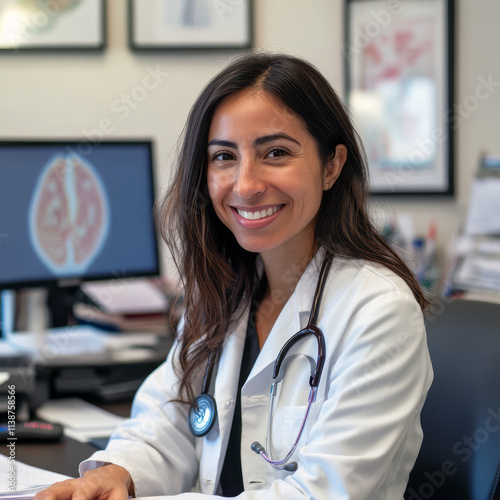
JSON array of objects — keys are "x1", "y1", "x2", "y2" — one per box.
[
  {"x1": 206, "y1": 172, "x2": 220, "y2": 203},
  {"x1": 291, "y1": 172, "x2": 324, "y2": 204},
  {"x1": 206, "y1": 172, "x2": 228, "y2": 220}
]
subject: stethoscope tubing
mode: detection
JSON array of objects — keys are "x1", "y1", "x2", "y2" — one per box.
[
  {"x1": 189, "y1": 252, "x2": 334, "y2": 473},
  {"x1": 252, "y1": 255, "x2": 333, "y2": 470},
  {"x1": 261, "y1": 386, "x2": 317, "y2": 470}
]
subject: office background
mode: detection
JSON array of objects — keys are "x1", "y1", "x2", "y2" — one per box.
[{"x1": 0, "y1": 0, "x2": 499, "y2": 278}]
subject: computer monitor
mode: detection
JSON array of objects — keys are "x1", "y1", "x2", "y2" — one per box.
[{"x1": 0, "y1": 139, "x2": 160, "y2": 327}]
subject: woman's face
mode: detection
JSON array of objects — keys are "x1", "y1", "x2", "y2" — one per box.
[{"x1": 206, "y1": 89, "x2": 344, "y2": 260}]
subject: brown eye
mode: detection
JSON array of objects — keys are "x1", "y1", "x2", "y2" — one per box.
[
  {"x1": 267, "y1": 148, "x2": 289, "y2": 158},
  {"x1": 211, "y1": 151, "x2": 235, "y2": 161}
]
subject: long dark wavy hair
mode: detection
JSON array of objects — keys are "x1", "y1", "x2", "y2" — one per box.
[{"x1": 157, "y1": 52, "x2": 429, "y2": 405}]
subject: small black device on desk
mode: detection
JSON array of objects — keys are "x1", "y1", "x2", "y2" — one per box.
[{"x1": 0, "y1": 421, "x2": 64, "y2": 442}]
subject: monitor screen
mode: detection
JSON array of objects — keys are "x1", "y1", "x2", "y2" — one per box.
[{"x1": 0, "y1": 140, "x2": 160, "y2": 290}]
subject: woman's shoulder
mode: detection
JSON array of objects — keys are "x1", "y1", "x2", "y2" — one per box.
[
  {"x1": 339, "y1": 257, "x2": 411, "y2": 288},
  {"x1": 317, "y1": 257, "x2": 425, "y2": 344},
  {"x1": 327, "y1": 256, "x2": 417, "y2": 304}
]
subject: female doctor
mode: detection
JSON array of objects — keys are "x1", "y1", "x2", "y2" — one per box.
[{"x1": 36, "y1": 53, "x2": 433, "y2": 499}]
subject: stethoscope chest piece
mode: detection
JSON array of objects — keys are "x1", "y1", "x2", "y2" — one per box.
[{"x1": 188, "y1": 393, "x2": 217, "y2": 437}]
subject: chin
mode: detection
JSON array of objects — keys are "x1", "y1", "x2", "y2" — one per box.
[{"x1": 234, "y1": 237, "x2": 278, "y2": 255}]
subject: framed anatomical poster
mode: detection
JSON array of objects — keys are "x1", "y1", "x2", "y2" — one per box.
[{"x1": 344, "y1": 0, "x2": 454, "y2": 195}]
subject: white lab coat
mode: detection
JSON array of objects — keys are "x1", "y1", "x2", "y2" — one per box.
[{"x1": 81, "y1": 252, "x2": 433, "y2": 499}]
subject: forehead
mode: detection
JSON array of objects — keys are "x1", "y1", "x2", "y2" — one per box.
[{"x1": 208, "y1": 89, "x2": 309, "y2": 140}]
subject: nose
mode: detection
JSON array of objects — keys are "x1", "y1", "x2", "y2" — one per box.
[{"x1": 233, "y1": 155, "x2": 266, "y2": 199}]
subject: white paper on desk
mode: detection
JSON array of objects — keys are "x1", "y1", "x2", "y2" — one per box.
[
  {"x1": 35, "y1": 398, "x2": 125, "y2": 442},
  {"x1": 465, "y1": 178, "x2": 500, "y2": 236},
  {"x1": 8, "y1": 326, "x2": 110, "y2": 357},
  {"x1": 63, "y1": 427, "x2": 112, "y2": 443},
  {"x1": 8, "y1": 327, "x2": 158, "y2": 358},
  {"x1": 476, "y1": 237, "x2": 500, "y2": 254},
  {"x1": 103, "y1": 332, "x2": 158, "y2": 350},
  {"x1": 455, "y1": 235, "x2": 500, "y2": 256},
  {"x1": 82, "y1": 278, "x2": 167, "y2": 315},
  {"x1": 454, "y1": 254, "x2": 500, "y2": 290},
  {"x1": 0, "y1": 455, "x2": 71, "y2": 497}
]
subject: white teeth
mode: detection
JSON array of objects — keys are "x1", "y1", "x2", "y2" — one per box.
[{"x1": 237, "y1": 205, "x2": 281, "y2": 220}]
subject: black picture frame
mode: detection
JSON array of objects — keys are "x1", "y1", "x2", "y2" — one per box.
[
  {"x1": 344, "y1": 0, "x2": 454, "y2": 196},
  {"x1": 128, "y1": 0, "x2": 253, "y2": 51},
  {"x1": 0, "y1": 0, "x2": 106, "y2": 52}
]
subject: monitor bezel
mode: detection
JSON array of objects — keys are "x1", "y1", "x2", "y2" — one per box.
[{"x1": 0, "y1": 138, "x2": 162, "y2": 291}]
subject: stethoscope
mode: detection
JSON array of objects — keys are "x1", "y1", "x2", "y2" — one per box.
[{"x1": 187, "y1": 255, "x2": 332, "y2": 472}]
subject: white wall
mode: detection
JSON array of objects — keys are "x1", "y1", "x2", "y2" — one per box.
[{"x1": 1, "y1": 0, "x2": 499, "y2": 277}]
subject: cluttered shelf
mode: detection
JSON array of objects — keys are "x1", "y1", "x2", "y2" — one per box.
[
  {"x1": 381, "y1": 155, "x2": 500, "y2": 305},
  {"x1": 442, "y1": 157, "x2": 500, "y2": 303}
]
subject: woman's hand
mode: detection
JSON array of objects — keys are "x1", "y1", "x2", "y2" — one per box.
[{"x1": 33, "y1": 464, "x2": 134, "y2": 500}]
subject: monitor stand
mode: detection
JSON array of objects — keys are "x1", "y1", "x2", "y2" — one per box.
[{"x1": 46, "y1": 284, "x2": 85, "y2": 328}]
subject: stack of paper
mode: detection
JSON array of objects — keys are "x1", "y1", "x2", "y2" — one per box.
[
  {"x1": 454, "y1": 253, "x2": 500, "y2": 291},
  {"x1": 76, "y1": 278, "x2": 173, "y2": 336},
  {"x1": 81, "y1": 278, "x2": 168, "y2": 315},
  {"x1": 464, "y1": 178, "x2": 500, "y2": 236},
  {"x1": 0, "y1": 455, "x2": 71, "y2": 499},
  {"x1": 443, "y1": 174, "x2": 500, "y2": 301},
  {"x1": 8, "y1": 326, "x2": 160, "y2": 360},
  {"x1": 35, "y1": 398, "x2": 126, "y2": 443},
  {"x1": 443, "y1": 232, "x2": 500, "y2": 302}
]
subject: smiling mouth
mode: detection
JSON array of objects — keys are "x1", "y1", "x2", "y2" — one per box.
[{"x1": 235, "y1": 204, "x2": 284, "y2": 221}]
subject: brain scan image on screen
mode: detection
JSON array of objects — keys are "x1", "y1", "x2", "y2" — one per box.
[{"x1": 28, "y1": 153, "x2": 110, "y2": 276}]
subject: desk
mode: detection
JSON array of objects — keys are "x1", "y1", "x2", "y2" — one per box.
[
  {"x1": 1, "y1": 437, "x2": 99, "y2": 478},
  {"x1": 0, "y1": 333, "x2": 172, "y2": 477},
  {"x1": 27, "y1": 334, "x2": 174, "y2": 409},
  {"x1": 0, "y1": 402, "x2": 131, "y2": 478}
]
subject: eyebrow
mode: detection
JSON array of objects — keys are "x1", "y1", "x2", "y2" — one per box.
[
  {"x1": 207, "y1": 133, "x2": 301, "y2": 149},
  {"x1": 207, "y1": 139, "x2": 237, "y2": 149},
  {"x1": 254, "y1": 133, "x2": 301, "y2": 147}
]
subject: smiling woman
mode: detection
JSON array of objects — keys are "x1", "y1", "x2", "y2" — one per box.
[{"x1": 34, "y1": 53, "x2": 433, "y2": 500}]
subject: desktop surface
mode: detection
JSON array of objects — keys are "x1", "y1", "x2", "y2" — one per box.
[{"x1": 0, "y1": 402, "x2": 131, "y2": 478}]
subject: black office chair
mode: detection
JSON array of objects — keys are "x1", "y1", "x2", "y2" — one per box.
[{"x1": 405, "y1": 299, "x2": 500, "y2": 500}]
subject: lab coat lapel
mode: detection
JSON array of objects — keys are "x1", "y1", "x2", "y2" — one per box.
[
  {"x1": 199, "y1": 308, "x2": 248, "y2": 494},
  {"x1": 245, "y1": 253, "x2": 321, "y2": 389}
]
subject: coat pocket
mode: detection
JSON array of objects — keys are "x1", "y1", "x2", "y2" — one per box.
[{"x1": 271, "y1": 397, "x2": 325, "y2": 463}]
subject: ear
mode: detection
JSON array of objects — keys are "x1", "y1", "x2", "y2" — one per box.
[{"x1": 323, "y1": 145, "x2": 347, "y2": 191}]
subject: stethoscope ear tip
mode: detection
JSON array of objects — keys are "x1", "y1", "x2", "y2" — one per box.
[
  {"x1": 251, "y1": 441, "x2": 298, "y2": 472},
  {"x1": 251, "y1": 441, "x2": 266, "y2": 454}
]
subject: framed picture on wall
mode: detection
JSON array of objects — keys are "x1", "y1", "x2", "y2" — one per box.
[
  {"x1": 129, "y1": 0, "x2": 253, "y2": 50},
  {"x1": 0, "y1": 0, "x2": 106, "y2": 51},
  {"x1": 344, "y1": 0, "x2": 454, "y2": 195}
]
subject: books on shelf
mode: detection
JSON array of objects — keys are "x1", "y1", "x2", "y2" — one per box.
[{"x1": 74, "y1": 277, "x2": 182, "y2": 337}]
